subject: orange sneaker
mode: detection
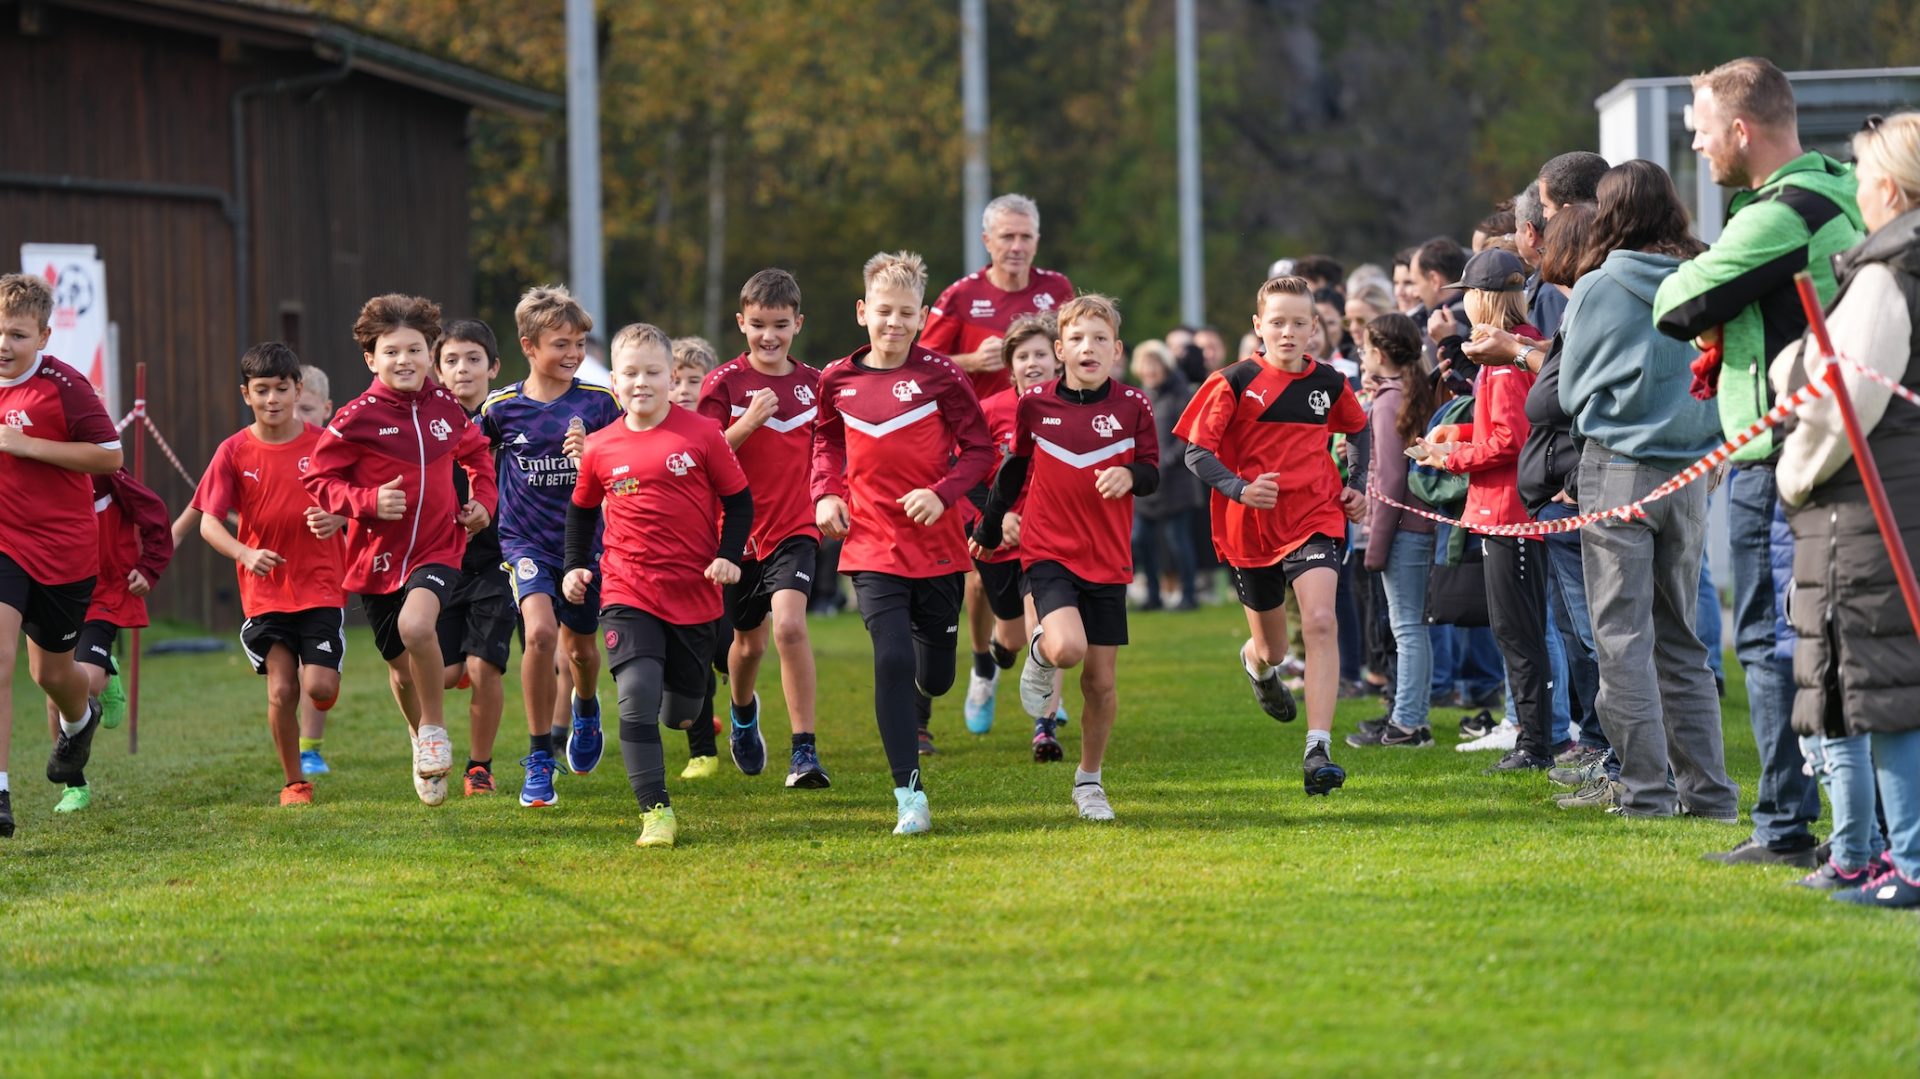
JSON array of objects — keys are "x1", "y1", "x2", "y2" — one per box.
[
  {"x1": 280, "y1": 781, "x2": 314, "y2": 806},
  {"x1": 463, "y1": 764, "x2": 496, "y2": 797}
]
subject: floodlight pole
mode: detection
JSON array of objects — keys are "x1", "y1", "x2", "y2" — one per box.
[
  {"x1": 566, "y1": 0, "x2": 605, "y2": 325},
  {"x1": 1175, "y1": 0, "x2": 1204, "y2": 325},
  {"x1": 961, "y1": 0, "x2": 990, "y2": 268}
]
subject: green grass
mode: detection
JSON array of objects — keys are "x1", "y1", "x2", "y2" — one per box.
[{"x1": 1, "y1": 605, "x2": 1912, "y2": 1077}]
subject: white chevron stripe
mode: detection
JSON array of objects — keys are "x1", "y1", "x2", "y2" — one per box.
[
  {"x1": 729, "y1": 404, "x2": 817, "y2": 432},
  {"x1": 1033, "y1": 435, "x2": 1136, "y2": 470},
  {"x1": 841, "y1": 401, "x2": 940, "y2": 438}
]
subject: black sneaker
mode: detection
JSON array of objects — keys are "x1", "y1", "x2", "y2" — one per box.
[
  {"x1": 1031, "y1": 722, "x2": 1063, "y2": 763},
  {"x1": 1702, "y1": 837, "x2": 1819, "y2": 868},
  {"x1": 1244, "y1": 661, "x2": 1298, "y2": 723},
  {"x1": 1485, "y1": 748, "x2": 1553, "y2": 773},
  {"x1": 1457, "y1": 709, "x2": 1498, "y2": 740},
  {"x1": 917, "y1": 726, "x2": 937, "y2": 756},
  {"x1": 1353, "y1": 715, "x2": 1391, "y2": 738},
  {"x1": 1302, "y1": 743, "x2": 1346, "y2": 796},
  {"x1": 1346, "y1": 721, "x2": 1433, "y2": 748},
  {"x1": 46, "y1": 697, "x2": 102, "y2": 786},
  {"x1": 0, "y1": 789, "x2": 13, "y2": 838}
]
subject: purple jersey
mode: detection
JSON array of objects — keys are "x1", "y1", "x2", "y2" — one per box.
[{"x1": 480, "y1": 379, "x2": 622, "y2": 566}]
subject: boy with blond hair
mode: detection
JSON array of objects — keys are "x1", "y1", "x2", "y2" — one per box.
[
  {"x1": 811, "y1": 252, "x2": 995, "y2": 834},
  {"x1": 663, "y1": 335, "x2": 730, "y2": 776},
  {"x1": 0, "y1": 273, "x2": 125, "y2": 837}
]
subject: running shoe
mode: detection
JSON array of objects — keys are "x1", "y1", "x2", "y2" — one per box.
[
  {"x1": 964, "y1": 668, "x2": 998, "y2": 734},
  {"x1": 1032, "y1": 721, "x2": 1063, "y2": 763},
  {"x1": 463, "y1": 765, "x2": 496, "y2": 797},
  {"x1": 1455, "y1": 722, "x2": 1518, "y2": 753},
  {"x1": 893, "y1": 778, "x2": 930, "y2": 835},
  {"x1": 1018, "y1": 628, "x2": 1057, "y2": 718},
  {"x1": 1241, "y1": 640, "x2": 1297, "y2": 723},
  {"x1": 1346, "y1": 721, "x2": 1433, "y2": 748},
  {"x1": 681, "y1": 755, "x2": 720, "y2": 780},
  {"x1": 1555, "y1": 776, "x2": 1622, "y2": 809},
  {"x1": 1795, "y1": 856, "x2": 1885, "y2": 891},
  {"x1": 0, "y1": 789, "x2": 13, "y2": 838},
  {"x1": 1486, "y1": 748, "x2": 1554, "y2": 773},
  {"x1": 918, "y1": 726, "x2": 938, "y2": 756},
  {"x1": 1457, "y1": 709, "x2": 1499, "y2": 740},
  {"x1": 729, "y1": 694, "x2": 767, "y2": 776},
  {"x1": 55, "y1": 784, "x2": 92, "y2": 813},
  {"x1": 519, "y1": 750, "x2": 559, "y2": 807},
  {"x1": 101, "y1": 674, "x2": 127, "y2": 729},
  {"x1": 1549, "y1": 749, "x2": 1607, "y2": 788},
  {"x1": 413, "y1": 772, "x2": 447, "y2": 807},
  {"x1": 279, "y1": 781, "x2": 314, "y2": 807},
  {"x1": 300, "y1": 749, "x2": 331, "y2": 777},
  {"x1": 46, "y1": 696, "x2": 103, "y2": 785},
  {"x1": 412, "y1": 723, "x2": 453, "y2": 779},
  {"x1": 786, "y1": 744, "x2": 831, "y2": 789},
  {"x1": 1073, "y1": 782, "x2": 1115, "y2": 821},
  {"x1": 636, "y1": 804, "x2": 678, "y2": 849},
  {"x1": 1303, "y1": 742, "x2": 1346, "y2": 796},
  {"x1": 1832, "y1": 866, "x2": 1920, "y2": 908},
  {"x1": 567, "y1": 693, "x2": 605, "y2": 774}
]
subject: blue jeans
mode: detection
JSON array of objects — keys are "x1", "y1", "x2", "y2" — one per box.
[
  {"x1": 1801, "y1": 734, "x2": 1884, "y2": 871},
  {"x1": 1697, "y1": 561, "x2": 1725, "y2": 680},
  {"x1": 1382, "y1": 530, "x2": 1434, "y2": 729},
  {"x1": 1873, "y1": 730, "x2": 1920, "y2": 878},
  {"x1": 1727, "y1": 468, "x2": 1820, "y2": 846},
  {"x1": 1132, "y1": 512, "x2": 1197, "y2": 607},
  {"x1": 1539, "y1": 501, "x2": 1604, "y2": 749}
]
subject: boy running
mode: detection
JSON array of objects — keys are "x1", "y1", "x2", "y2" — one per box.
[
  {"x1": 292, "y1": 364, "x2": 337, "y2": 773},
  {"x1": 194, "y1": 343, "x2": 347, "y2": 806},
  {"x1": 667, "y1": 336, "x2": 730, "y2": 778},
  {"x1": 698, "y1": 269, "x2": 830, "y2": 788},
  {"x1": 1174, "y1": 275, "x2": 1368, "y2": 796},
  {"x1": 563, "y1": 323, "x2": 753, "y2": 848},
  {"x1": 973, "y1": 295, "x2": 1157, "y2": 819},
  {"x1": 435, "y1": 319, "x2": 516, "y2": 796},
  {"x1": 305, "y1": 294, "x2": 496, "y2": 806},
  {"x1": 0, "y1": 273, "x2": 124, "y2": 838},
  {"x1": 481, "y1": 285, "x2": 621, "y2": 807},
  {"x1": 811, "y1": 252, "x2": 995, "y2": 834}
]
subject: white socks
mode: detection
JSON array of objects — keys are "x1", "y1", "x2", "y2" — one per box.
[
  {"x1": 1075, "y1": 768, "x2": 1102, "y2": 787},
  {"x1": 59, "y1": 713, "x2": 88, "y2": 736},
  {"x1": 0, "y1": 770, "x2": 9, "y2": 792}
]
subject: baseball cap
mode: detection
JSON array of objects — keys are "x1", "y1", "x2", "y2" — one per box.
[{"x1": 1446, "y1": 249, "x2": 1527, "y2": 292}]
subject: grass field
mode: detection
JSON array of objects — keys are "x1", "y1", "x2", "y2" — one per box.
[{"x1": 0, "y1": 602, "x2": 1912, "y2": 1076}]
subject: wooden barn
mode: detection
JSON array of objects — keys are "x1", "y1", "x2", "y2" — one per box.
[{"x1": 0, "y1": 0, "x2": 557, "y2": 627}]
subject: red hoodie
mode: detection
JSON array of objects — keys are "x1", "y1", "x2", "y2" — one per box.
[
  {"x1": 304, "y1": 379, "x2": 497, "y2": 594},
  {"x1": 87, "y1": 469, "x2": 174, "y2": 629},
  {"x1": 1440, "y1": 325, "x2": 1539, "y2": 528}
]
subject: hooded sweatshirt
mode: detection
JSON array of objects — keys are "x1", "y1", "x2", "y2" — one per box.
[{"x1": 1560, "y1": 250, "x2": 1723, "y2": 469}]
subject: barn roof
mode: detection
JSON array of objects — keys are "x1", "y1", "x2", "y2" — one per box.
[{"x1": 46, "y1": 0, "x2": 563, "y2": 119}]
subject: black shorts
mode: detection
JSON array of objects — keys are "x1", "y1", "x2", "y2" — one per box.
[
  {"x1": 601, "y1": 605, "x2": 718, "y2": 700},
  {"x1": 75, "y1": 620, "x2": 120, "y2": 675},
  {"x1": 1230, "y1": 534, "x2": 1345, "y2": 613},
  {"x1": 1023, "y1": 560, "x2": 1129, "y2": 646},
  {"x1": 726, "y1": 535, "x2": 819, "y2": 632},
  {"x1": 0, "y1": 554, "x2": 94, "y2": 653},
  {"x1": 240, "y1": 607, "x2": 348, "y2": 674},
  {"x1": 850, "y1": 571, "x2": 964, "y2": 649},
  {"x1": 971, "y1": 557, "x2": 1027, "y2": 622},
  {"x1": 362, "y1": 564, "x2": 459, "y2": 662},
  {"x1": 436, "y1": 568, "x2": 515, "y2": 673}
]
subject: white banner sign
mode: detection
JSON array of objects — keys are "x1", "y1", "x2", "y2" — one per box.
[{"x1": 21, "y1": 243, "x2": 116, "y2": 418}]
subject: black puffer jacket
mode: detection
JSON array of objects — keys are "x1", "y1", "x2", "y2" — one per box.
[
  {"x1": 1134, "y1": 369, "x2": 1202, "y2": 521},
  {"x1": 1785, "y1": 209, "x2": 1920, "y2": 737}
]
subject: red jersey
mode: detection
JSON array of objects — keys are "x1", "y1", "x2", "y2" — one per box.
[
  {"x1": 810, "y1": 346, "x2": 995, "y2": 579},
  {"x1": 195, "y1": 424, "x2": 347, "y2": 615},
  {"x1": 975, "y1": 388, "x2": 1025, "y2": 565},
  {"x1": 304, "y1": 380, "x2": 497, "y2": 595},
  {"x1": 920, "y1": 266, "x2": 1075, "y2": 400},
  {"x1": 0, "y1": 355, "x2": 122, "y2": 584},
  {"x1": 1173, "y1": 357, "x2": 1366, "y2": 566},
  {"x1": 1011, "y1": 379, "x2": 1158, "y2": 585},
  {"x1": 696, "y1": 354, "x2": 821, "y2": 556},
  {"x1": 574, "y1": 407, "x2": 748, "y2": 625},
  {"x1": 88, "y1": 470, "x2": 174, "y2": 628}
]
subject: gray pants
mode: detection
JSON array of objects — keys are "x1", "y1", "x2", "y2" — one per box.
[{"x1": 1579, "y1": 444, "x2": 1739, "y2": 818}]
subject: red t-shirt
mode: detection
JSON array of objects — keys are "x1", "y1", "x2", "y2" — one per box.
[
  {"x1": 1173, "y1": 357, "x2": 1366, "y2": 567},
  {"x1": 1010, "y1": 380, "x2": 1158, "y2": 585},
  {"x1": 574, "y1": 407, "x2": 749, "y2": 626},
  {"x1": 696, "y1": 354, "x2": 822, "y2": 557},
  {"x1": 0, "y1": 355, "x2": 123, "y2": 584},
  {"x1": 810, "y1": 346, "x2": 995, "y2": 579},
  {"x1": 975, "y1": 387, "x2": 1025, "y2": 565},
  {"x1": 920, "y1": 267, "x2": 1075, "y2": 400},
  {"x1": 193, "y1": 425, "x2": 346, "y2": 615}
]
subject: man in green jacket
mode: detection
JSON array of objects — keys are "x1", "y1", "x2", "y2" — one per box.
[{"x1": 1653, "y1": 56, "x2": 1865, "y2": 868}]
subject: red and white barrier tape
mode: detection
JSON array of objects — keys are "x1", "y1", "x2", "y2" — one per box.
[
  {"x1": 1367, "y1": 357, "x2": 1909, "y2": 538},
  {"x1": 112, "y1": 399, "x2": 199, "y2": 487}
]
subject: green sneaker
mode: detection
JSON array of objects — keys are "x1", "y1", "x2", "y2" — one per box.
[
  {"x1": 54, "y1": 785, "x2": 91, "y2": 813},
  {"x1": 636, "y1": 804, "x2": 678, "y2": 848},
  {"x1": 101, "y1": 674, "x2": 127, "y2": 730}
]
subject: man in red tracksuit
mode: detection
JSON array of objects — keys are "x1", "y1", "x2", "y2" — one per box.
[{"x1": 305, "y1": 294, "x2": 496, "y2": 805}]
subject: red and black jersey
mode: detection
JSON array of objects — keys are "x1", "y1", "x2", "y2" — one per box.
[
  {"x1": 810, "y1": 345, "x2": 995, "y2": 578},
  {"x1": 697, "y1": 355, "x2": 821, "y2": 557},
  {"x1": 975, "y1": 387, "x2": 1025, "y2": 565},
  {"x1": 1173, "y1": 357, "x2": 1365, "y2": 567},
  {"x1": 88, "y1": 469, "x2": 174, "y2": 629},
  {"x1": 0, "y1": 355, "x2": 122, "y2": 584},
  {"x1": 920, "y1": 267, "x2": 1075, "y2": 401},
  {"x1": 1010, "y1": 379, "x2": 1158, "y2": 585}
]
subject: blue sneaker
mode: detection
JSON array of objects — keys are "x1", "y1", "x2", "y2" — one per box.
[
  {"x1": 299, "y1": 749, "x2": 331, "y2": 776},
  {"x1": 1054, "y1": 702, "x2": 1071, "y2": 729},
  {"x1": 963, "y1": 668, "x2": 997, "y2": 734},
  {"x1": 729, "y1": 694, "x2": 767, "y2": 776},
  {"x1": 519, "y1": 750, "x2": 559, "y2": 807},
  {"x1": 786, "y1": 743, "x2": 831, "y2": 788},
  {"x1": 566, "y1": 693, "x2": 605, "y2": 774}
]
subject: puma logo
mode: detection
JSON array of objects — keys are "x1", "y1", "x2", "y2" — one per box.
[{"x1": 1245, "y1": 388, "x2": 1269, "y2": 407}]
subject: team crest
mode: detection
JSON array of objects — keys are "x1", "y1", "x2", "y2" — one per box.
[
  {"x1": 610, "y1": 476, "x2": 640, "y2": 497},
  {"x1": 605, "y1": 628, "x2": 620, "y2": 650},
  {"x1": 793, "y1": 385, "x2": 815, "y2": 405},
  {"x1": 428, "y1": 418, "x2": 452, "y2": 441},
  {"x1": 1033, "y1": 293, "x2": 1056, "y2": 312},
  {"x1": 1091, "y1": 413, "x2": 1122, "y2": 438},
  {"x1": 665, "y1": 452, "x2": 697, "y2": 477},
  {"x1": 892, "y1": 379, "x2": 923, "y2": 402},
  {"x1": 297, "y1": 456, "x2": 310, "y2": 473},
  {"x1": 517, "y1": 557, "x2": 538, "y2": 581},
  {"x1": 3, "y1": 409, "x2": 31, "y2": 427},
  {"x1": 1307, "y1": 389, "x2": 1330, "y2": 416}
]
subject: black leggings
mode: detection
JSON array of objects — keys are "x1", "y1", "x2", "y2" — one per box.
[
  {"x1": 852, "y1": 572, "x2": 962, "y2": 789},
  {"x1": 1484, "y1": 535, "x2": 1553, "y2": 758},
  {"x1": 615, "y1": 658, "x2": 706, "y2": 809}
]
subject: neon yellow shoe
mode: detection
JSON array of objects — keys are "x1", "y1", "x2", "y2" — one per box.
[
  {"x1": 636, "y1": 804, "x2": 678, "y2": 848},
  {"x1": 101, "y1": 674, "x2": 127, "y2": 729},
  {"x1": 680, "y1": 755, "x2": 720, "y2": 780},
  {"x1": 55, "y1": 785, "x2": 92, "y2": 813}
]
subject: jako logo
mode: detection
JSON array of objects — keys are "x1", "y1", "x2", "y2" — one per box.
[
  {"x1": 378, "y1": 426, "x2": 400, "y2": 436},
  {"x1": 3, "y1": 409, "x2": 30, "y2": 427},
  {"x1": 1091, "y1": 414, "x2": 1121, "y2": 437},
  {"x1": 892, "y1": 380, "x2": 923, "y2": 402},
  {"x1": 428, "y1": 418, "x2": 452, "y2": 441},
  {"x1": 794, "y1": 385, "x2": 815, "y2": 405},
  {"x1": 969, "y1": 300, "x2": 995, "y2": 317},
  {"x1": 665, "y1": 452, "x2": 697, "y2": 477},
  {"x1": 1041, "y1": 416, "x2": 1063, "y2": 426},
  {"x1": 1307, "y1": 389, "x2": 1330, "y2": 416}
]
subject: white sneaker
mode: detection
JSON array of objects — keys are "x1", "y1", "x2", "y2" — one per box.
[
  {"x1": 413, "y1": 724, "x2": 453, "y2": 778},
  {"x1": 1456, "y1": 722, "x2": 1520, "y2": 753},
  {"x1": 893, "y1": 777, "x2": 931, "y2": 835},
  {"x1": 413, "y1": 772, "x2": 448, "y2": 806},
  {"x1": 1073, "y1": 782, "x2": 1115, "y2": 821},
  {"x1": 1018, "y1": 628, "x2": 1056, "y2": 718}
]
